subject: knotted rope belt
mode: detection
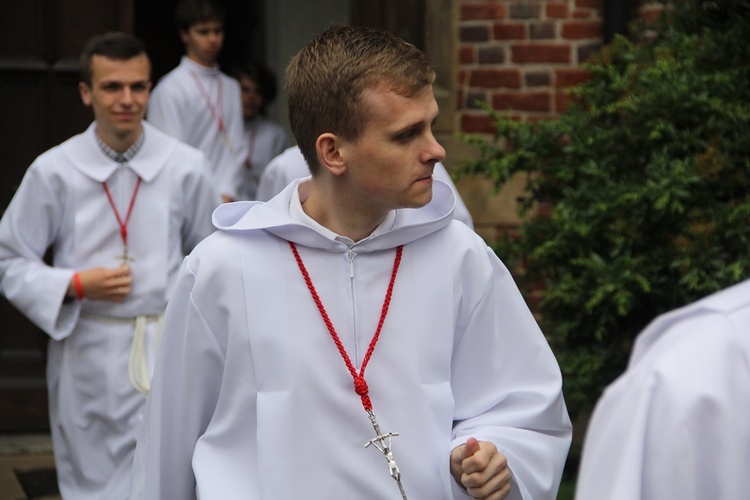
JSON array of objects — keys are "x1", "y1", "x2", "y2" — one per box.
[{"x1": 80, "y1": 312, "x2": 164, "y2": 394}]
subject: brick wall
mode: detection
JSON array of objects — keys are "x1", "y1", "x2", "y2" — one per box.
[
  {"x1": 457, "y1": 0, "x2": 605, "y2": 133},
  {"x1": 447, "y1": 0, "x2": 663, "y2": 241}
]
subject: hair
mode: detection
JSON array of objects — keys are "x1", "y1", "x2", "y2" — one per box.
[
  {"x1": 79, "y1": 32, "x2": 149, "y2": 86},
  {"x1": 285, "y1": 24, "x2": 435, "y2": 174},
  {"x1": 174, "y1": 0, "x2": 226, "y2": 33},
  {"x1": 226, "y1": 60, "x2": 279, "y2": 115}
]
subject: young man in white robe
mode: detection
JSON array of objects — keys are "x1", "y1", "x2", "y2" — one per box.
[
  {"x1": 132, "y1": 25, "x2": 571, "y2": 500},
  {"x1": 147, "y1": 0, "x2": 245, "y2": 203},
  {"x1": 228, "y1": 61, "x2": 290, "y2": 200},
  {"x1": 257, "y1": 145, "x2": 475, "y2": 229},
  {"x1": 0, "y1": 33, "x2": 219, "y2": 499},
  {"x1": 576, "y1": 278, "x2": 750, "y2": 500}
]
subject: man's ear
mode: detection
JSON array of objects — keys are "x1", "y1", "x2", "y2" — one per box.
[
  {"x1": 179, "y1": 30, "x2": 189, "y2": 45},
  {"x1": 316, "y1": 133, "x2": 346, "y2": 176},
  {"x1": 79, "y1": 81, "x2": 92, "y2": 107}
]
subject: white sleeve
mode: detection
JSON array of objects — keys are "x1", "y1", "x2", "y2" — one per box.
[
  {"x1": 0, "y1": 163, "x2": 79, "y2": 339},
  {"x1": 450, "y1": 247, "x2": 571, "y2": 499}
]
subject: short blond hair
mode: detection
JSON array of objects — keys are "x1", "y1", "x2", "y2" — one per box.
[{"x1": 285, "y1": 24, "x2": 435, "y2": 174}]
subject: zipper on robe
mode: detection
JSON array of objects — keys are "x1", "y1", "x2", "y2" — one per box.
[
  {"x1": 347, "y1": 248, "x2": 355, "y2": 278},
  {"x1": 347, "y1": 247, "x2": 360, "y2": 365}
]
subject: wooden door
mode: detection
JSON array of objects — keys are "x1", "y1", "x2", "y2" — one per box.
[
  {"x1": 350, "y1": 0, "x2": 426, "y2": 50},
  {"x1": 0, "y1": 0, "x2": 134, "y2": 431}
]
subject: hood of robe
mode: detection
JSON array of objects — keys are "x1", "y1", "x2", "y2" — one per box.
[{"x1": 212, "y1": 177, "x2": 456, "y2": 251}]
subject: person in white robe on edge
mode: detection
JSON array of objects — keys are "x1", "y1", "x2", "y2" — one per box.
[
  {"x1": 147, "y1": 0, "x2": 245, "y2": 203},
  {"x1": 576, "y1": 278, "x2": 750, "y2": 500},
  {"x1": 131, "y1": 25, "x2": 571, "y2": 500},
  {"x1": 258, "y1": 145, "x2": 475, "y2": 229},
  {"x1": 227, "y1": 60, "x2": 290, "y2": 200},
  {"x1": 0, "y1": 33, "x2": 219, "y2": 499}
]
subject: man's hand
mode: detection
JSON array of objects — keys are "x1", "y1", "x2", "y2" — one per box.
[
  {"x1": 69, "y1": 265, "x2": 132, "y2": 302},
  {"x1": 450, "y1": 438, "x2": 511, "y2": 499}
]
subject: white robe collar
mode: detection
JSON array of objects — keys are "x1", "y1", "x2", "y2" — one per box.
[
  {"x1": 212, "y1": 177, "x2": 457, "y2": 252},
  {"x1": 61, "y1": 121, "x2": 178, "y2": 183},
  {"x1": 179, "y1": 55, "x2": 220, "y2": 77}
]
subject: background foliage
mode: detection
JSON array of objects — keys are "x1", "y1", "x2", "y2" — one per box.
[{"x1": 460, "y1": 0, "x2": 750, "y2": 418}]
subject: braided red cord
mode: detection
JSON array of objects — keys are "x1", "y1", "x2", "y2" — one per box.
[
  {"x1": 289, "y1": 241, "x2": 403, "y2": 412},
  {"x1": 102, "y1": 177, "x2": 142, "y2": 247}
]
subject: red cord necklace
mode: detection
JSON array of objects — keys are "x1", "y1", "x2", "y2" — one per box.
[
  {"x1": 189, "y1": 70, "x2": 225, "y2": 133},
  {"x1": 289, "y1": 241, "x2": 408, "y2": 499},
  {"x1": 102, "y1": 177, "x2": 141, "y2": 264}
]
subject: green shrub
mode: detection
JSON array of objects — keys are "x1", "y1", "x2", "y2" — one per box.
[{"x1": 460, "y1": 0, "x2": 750, "y2": 418}]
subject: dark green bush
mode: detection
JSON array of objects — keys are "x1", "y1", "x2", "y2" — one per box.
[{"x1": 460, "y1": 0, "x2": 750, "y2": 418}]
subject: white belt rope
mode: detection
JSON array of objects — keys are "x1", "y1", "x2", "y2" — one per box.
[{"x1": 80, "y1": 312, "x2": 164, "y2": 394}]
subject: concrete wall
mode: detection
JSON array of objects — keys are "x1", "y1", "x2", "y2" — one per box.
[{"x1": 263, "y1": 0, "x2": 350, "y2": 130}]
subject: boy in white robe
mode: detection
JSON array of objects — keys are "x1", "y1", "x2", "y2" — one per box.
[
  {"x1": 132, "y1": 25, "x2": 571, "y2": 499},
  {"x1": 0, "y1": 33, "x2": 219, "y2": 499},
  {"x1": 227, "y1": 61, "x2": 290, "y2": 200},
  {"x1": 258, "y1": 145, "x2": 475, "y2": 229},
  {"x1": 147, "y1": 0, "x2": 245, "y2": 203},
  {"x1": 576, "y1": 278, "x2": 750, "y2": 500}
]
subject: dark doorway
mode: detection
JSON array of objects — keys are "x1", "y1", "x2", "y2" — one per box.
[
  {"x1": 0, "y1": 0, "x2": 135, "y2": 432},
  {"x1": 134, "y1": 0, "x2": 265, "y2": 85},
  {"x1": 350, "y1": 0, "x2": 426, "y2": 50}
]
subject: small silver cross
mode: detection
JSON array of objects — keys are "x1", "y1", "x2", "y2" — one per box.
[
  {"x1": 364, "y1": 411, "x2": 408, "y2": 499},
  {"x1": 115, "y1": 246, "x2": 136, "y2": 265}
]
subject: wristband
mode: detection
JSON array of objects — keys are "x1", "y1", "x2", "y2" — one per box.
[{"x1": 73, "y1": 273, "x2": 84, "y2": 300}]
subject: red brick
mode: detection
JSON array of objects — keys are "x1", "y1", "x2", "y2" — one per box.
[
  {"x1": 478, "y1": 46, "x2": 505, "y2": 64},
  {"x1": 461, "y1": 3, "x2": 506, "y2": 20},
  {"x1": 575, "y1": 0, "x2": 602, "y2": 9},
  {"x1": 554, "y1": 68, "x2": 591, "y2": 88},
  {"x1": 459, "y1": 45, "x2": 475, "y2": 64},
  {"x1": 492, "y1": 91, "x2": 551, "y2": 112},
  {"x1": 461, "y1": 113, "x2": 496, "y2": 134},
  {"x1": 562, "y1": 20, "x2": 602, "y2": 39},
  {"x1": 546, "y1": 3, "x2": 569, "y2": 19},
  {"x1": 460, "y1": 25, "x2": 490, "y2": 42},
  {"x1": 530, "y1": 21, "x2": 556, "y2": 40},
  {"x1": 493, "y1": 22, "x2": 526, "y2": 40},
  {"x1": 470, "y1": 68, "x2": 522, "y2": 89},
  {"x1": 525, "y1": 70, "x2": 551, "y2": 87},
  {"x1": 509, "y1": 3, "x2": 541, "y2": 19},
  {"x1": 511, "y1": 44, "x2": 571, "y2": 64}
]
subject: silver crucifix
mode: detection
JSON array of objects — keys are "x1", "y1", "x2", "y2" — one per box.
[
  {"x1": 364, "y1": 411, "x2": 408, "y2": 500},
  {"x1": 115, "y1": 246, "x2": 136, "y2": 265}
]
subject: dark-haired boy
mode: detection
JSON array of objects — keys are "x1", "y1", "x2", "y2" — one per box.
[
  {"x1": 148, "y1": 0, "x2": 245, "y2": 202},
  {"x1": 0, "y1": 32, "x2": 218, "y2": 498}
]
